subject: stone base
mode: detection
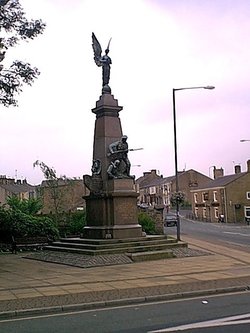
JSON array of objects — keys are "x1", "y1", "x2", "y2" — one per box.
[
  {"x1": 83, "y1": 179, "x2": 142, "y2": 239},
  {"x1": 83, "y1": 224, "x2": 142, "y2": 239}
]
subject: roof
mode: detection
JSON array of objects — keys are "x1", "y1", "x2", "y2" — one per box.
[
  {"x1": 138, "y1": 169, "x2": 210, "y2": 189},
  {"x1": 0, "y1": 182, "x2": 36, "y2": 194},
  {"x1": 139, "y1": 175, "x2": 176, "y2": 189},
  {"x1": 40, "y1": 179, "x2": 82, "y2": 187},
  {"x1": 191, "y1": 172, "x2": 247, "y2": 191}
]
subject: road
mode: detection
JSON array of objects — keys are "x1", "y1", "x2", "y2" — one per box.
[
  {"x1": 165, "y1": 211, "x2": 250, "y2": 252},
  {"x1": 0, "y1": 292, "x2": 249, "y2": 332}
]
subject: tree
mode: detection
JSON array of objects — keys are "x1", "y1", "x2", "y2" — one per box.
[
  {"x1": 0, "y1": 0, "x2": 45, "y2": 106},
  {"x1": 33, "y1": 160, "x2": 62, "y2": 218},
  {"x1": 170, "y1": 191, "x2": 185, "y2": 207}
]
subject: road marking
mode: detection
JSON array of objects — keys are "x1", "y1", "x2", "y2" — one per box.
[
  {"x1": 149, "y1": 313, "x2": 250, "y2": 332},
  {"x1": 223, "y1": 232, "x2": 250, "y2": 236}
]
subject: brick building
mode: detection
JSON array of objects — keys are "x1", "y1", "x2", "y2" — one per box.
[
  {"x1": 136, "y1": 169, "x2": 211, "y2": 207},
  {"x1": 38, "y1": 178, "x2": 87, "y2": 214},
  {"x1": 0, "y1": 175, "x2": 36, "y2": 205},
  {"x1": 190, "y1": 161, "x2": 250, "y2": 223}
]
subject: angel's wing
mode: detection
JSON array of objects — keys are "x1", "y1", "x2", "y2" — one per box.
[{"x1": 92, "y1": 33, "x2": 102, "y2": 67}]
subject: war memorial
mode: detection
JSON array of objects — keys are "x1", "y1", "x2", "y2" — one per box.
[
  {"x1": 45, "y1": 34, "x2": 185, "y2": 259},
  {"x1": 82, "y1": 33, "x2": 142, "y2": 240}
]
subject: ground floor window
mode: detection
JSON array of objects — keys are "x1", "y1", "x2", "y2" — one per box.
[
  {"x1": 214, "y1": 207, "x2": 219, "y2": 219},
  {"x1": 195, "y1": 207, "x2": 198, "y2": 218},
  {"x1": 244, "y1": 206, "x2": 250, "y2": 217},
  {"x1": 203, "y1": 208, "x2": 206, "y2": 218}
]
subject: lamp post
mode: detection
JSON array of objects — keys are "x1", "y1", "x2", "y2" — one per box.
[{"x1": 173, "y1": 85, "x2": 215, "y2": 241}]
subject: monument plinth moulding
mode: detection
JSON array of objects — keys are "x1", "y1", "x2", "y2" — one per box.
[{"x1": 82, "y1": 33, "x2": 142, "y2": 239}]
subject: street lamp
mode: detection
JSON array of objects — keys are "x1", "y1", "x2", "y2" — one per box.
[{"x1": 173, "y1": 85, "x2": 215, "y2": 241}]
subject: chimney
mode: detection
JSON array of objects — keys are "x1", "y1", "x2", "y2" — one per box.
[
  {"x1": 151, "y1": 169, "x2": 157, "y2": 175},
  {"x1": 143, "y1": 172, "x2": 150, "y2": 177},
  {"x1": 213, "y1": 167, "x2": 224, "y2": 179},
  {"x1": 235, "y1": 165, "x2": 241, "y2": 174},
  {"x1": 16, "y1": 179, "x2": 21, "y2": 184},
  {"x1": 247, "y1": 160, "x2": 250, "y2": 173}
]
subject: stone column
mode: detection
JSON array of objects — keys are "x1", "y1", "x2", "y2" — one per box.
[{"x1": 83, "y1": 93, "x2": 142, "y2": 239}]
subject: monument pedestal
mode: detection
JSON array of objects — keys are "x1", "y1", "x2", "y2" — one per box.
[
  {"x1": 84, "y1": 179, "x2": 142, "y2": 239},
  {"x1": 83, "y1": 93, "x2": 142, "y2": 239}
]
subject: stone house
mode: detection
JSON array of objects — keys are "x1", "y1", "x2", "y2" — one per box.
[
  {"x1": 136, "y1": 169, "x2": 211, "y2": 207},
  {"x1": 38, "y1": 178, "x2": 87, "y2": 214},
  {"x1": 190, "y1": 161, "x2": 250, "y2": 223},
  {"x1": 0, "y1": 175, "x2": 36, "y2": 205}
]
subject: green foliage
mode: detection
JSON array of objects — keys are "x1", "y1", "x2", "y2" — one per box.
[
  {"x1": 0, "y1": 0, "x2": 46, "y2": 106},
  {"x1": 138, "y1": 212, "x2": 156, "y2": 235},
  {"x1": 7, "y1": 196, "x2": 43, "y2": 215},
  {"x1": 180, "y1": 200, "x2": 192, "y2": 208},
  {"x1": 65, "y1": 210, "x2": 86, "y2": 235},
  {"x1": 0, "y1": 200, "x2": 59, "y2": 240},
  {"x1": 170, "y1": 192, "x2": 185, "y2": 207},
  {"x1": 33, "y1": 160, "x2": 57, "y2": 180}
]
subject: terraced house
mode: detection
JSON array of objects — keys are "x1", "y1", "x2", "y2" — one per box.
[
  {"x1": 0, "y1": 175, "x2": 36, "y2": 205},
  {"x1": 136, "y1": 169, "x2": 211, "y2": 207},
  {"x1": 190, "y1": 160, "x2": 250, "y2": 223}
]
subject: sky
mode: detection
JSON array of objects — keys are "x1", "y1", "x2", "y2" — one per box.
[{"x1": 1, "y1": 0, "x2": 250, "y2": 184}]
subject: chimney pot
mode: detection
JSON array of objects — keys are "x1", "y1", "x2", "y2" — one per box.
[
  {"x1": 235, "y1": 165, "x2": 241, "y2": 174},
  {"x1": 247, "y1": 160, "x2": 250, "y2": 173}
]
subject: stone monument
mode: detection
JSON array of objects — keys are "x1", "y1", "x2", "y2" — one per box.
[{"x1": 83, "y1": 33, "x2": 142, "y2": 239}]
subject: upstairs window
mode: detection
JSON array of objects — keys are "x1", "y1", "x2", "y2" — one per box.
[
  {"x1": 246, "y1": 192, "x2": 250, "y2": 200},
  {"x1": 202, "y1": 192, "x2": 209, "y2": 202},
  {"x1": 213, "y1": 191, "x2": 218, "y2": 202},
  {"x1": 149, "y1": 187, "x2": 156, "y2": 195}
]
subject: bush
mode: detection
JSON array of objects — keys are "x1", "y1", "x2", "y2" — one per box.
[
  {"x1": 138, "y1": 212, "x2": 156, "y2": 235},
  {"x1": 64, "y1": 210, "x2": 86, "y2": 235},
  {"x1": 0, "y1": 205, "x2": 59, "y2": 241}
]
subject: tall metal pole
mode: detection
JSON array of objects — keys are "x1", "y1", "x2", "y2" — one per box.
[
  {"x1": 172, "y1": 85, "x2": 215, "y2": 242},
  {"x1": 173, "y1": 89, "x2": 181, "y2": 241}
]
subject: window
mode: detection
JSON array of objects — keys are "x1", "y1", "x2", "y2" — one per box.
[
  {"x1": 194, "y1": 193, "x2": 198, "y2": 203},
  {"x1": 246, "y1": 192, "x2": 250, "y2": 200},
  {"x1": 29, "y1": 191, "x2": 35, "y2": 199},
  {"x1": 213, "y1": 191, "x2": 218, "y2": 202},
  {"x1": 149, "y1": 187, "x2": 156, "y2": 195},
  {"x1": 244, "y1": 206, "x2": 250, "y2": 217},
  {"x1": 195, "y1": 208, "x2": 198, "y2": 218},
  {"x1": 202, "y1": 192, "x2": 208, "y2": 202},
  {"x1": 203, "y1": 208, "x2": 206, "y2": 218},
  {"x1": 214, "y1": 207, "x2": 219, "y2": 219}
]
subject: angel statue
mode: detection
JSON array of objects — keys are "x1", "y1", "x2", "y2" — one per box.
[{"x1": 92, "y1": 32, "x2": 112, "y2": 94}]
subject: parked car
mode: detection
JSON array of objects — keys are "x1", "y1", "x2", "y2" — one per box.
[{"x1": 164, "y1": 214, "x2": 177, "y2": 227}]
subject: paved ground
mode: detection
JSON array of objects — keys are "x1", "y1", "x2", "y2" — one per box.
[{"x1": 0, "y1": 235, "x2": 250, "y2": 319}]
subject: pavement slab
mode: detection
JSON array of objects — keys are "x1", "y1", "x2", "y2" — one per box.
[{"x1": 0, "y1": 236, "x2": 250, "y2": 317}]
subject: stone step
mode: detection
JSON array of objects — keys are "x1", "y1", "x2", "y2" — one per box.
[
  {"x1": 59, "y1": 235, "x2": 170, "y2": 245},
  {"x1": 126, "y1": 249, "x2": 175, "y2": 262},
  {"x1": 45, "y1": 240, "x2": 187, "y2": 256},
  {"x1": 51, "y1": 238, "x2": 177, "y2": 251}
]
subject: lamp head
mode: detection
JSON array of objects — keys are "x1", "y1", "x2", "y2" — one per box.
[{"x1": 204, "y1": 86, "x2": 215, "y2": 90}]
